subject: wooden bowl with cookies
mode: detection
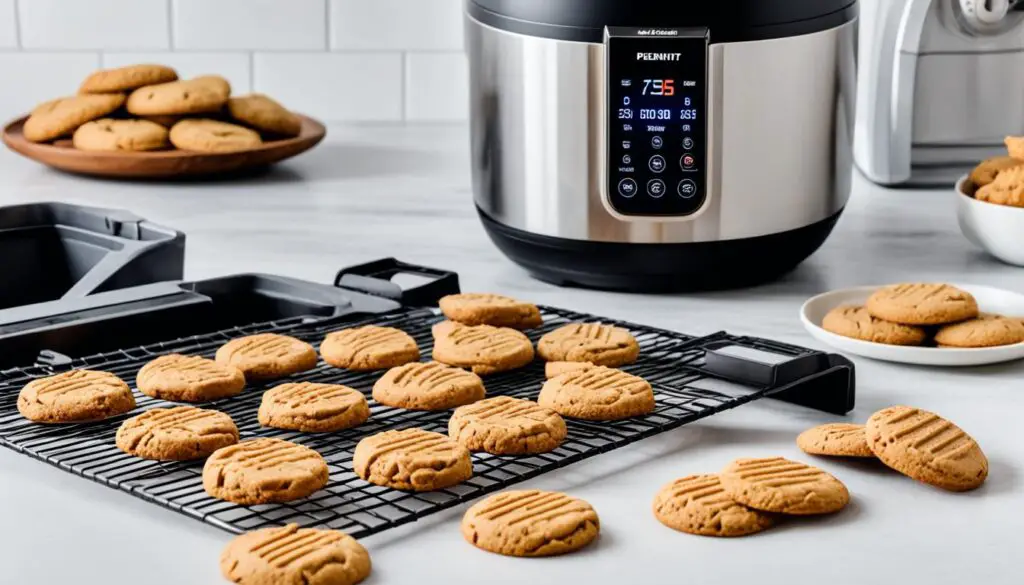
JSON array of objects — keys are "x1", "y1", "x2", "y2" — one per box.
[
  {"x1": 956, "y1": 137, "x2": 1024, "y2": 267},
  {"x1": 2, "y1": 64, "x2": 325, "y2": 179}
]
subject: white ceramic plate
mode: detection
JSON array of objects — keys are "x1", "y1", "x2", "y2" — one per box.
[{"x1": 800, "y1": 284, "x2": 1024, "y2": 366}]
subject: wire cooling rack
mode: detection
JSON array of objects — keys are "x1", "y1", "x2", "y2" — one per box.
[{"x1": 0, "y1": 305, "x2": 844, "y2": 538}]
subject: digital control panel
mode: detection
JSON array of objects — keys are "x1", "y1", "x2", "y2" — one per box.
[{"x1": 605, "y1": 27, "x2": 709, "y2": 218}]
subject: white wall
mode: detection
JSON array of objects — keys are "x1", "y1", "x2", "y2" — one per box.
[{"x1": 0, "y1": 0, "x2": 468, "y2": 122}]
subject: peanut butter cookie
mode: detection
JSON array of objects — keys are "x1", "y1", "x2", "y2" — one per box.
[
  {"x1": 191, "y1": 75, "x2": 231, "y2": 99},
  {"x1": 934, "y1": 313, "x2": 1024, "y2": 348},
  {"x1": 258, "y1": 382, "x2": 370, "y2": 432},
  {"x1": 79, "y1": 64, "x2": 178, "y2": 94},
  {"x1": 976, "y1": 164, "x2": 1024, "y2": 207},
  {"x1": 796, "y1": 423, "x2": 874, "y2": 458},
  {"x1": 866, "y1": 283, "x2": 979, "y2": 325},
  {"x1": 23, "y1": 93, "x2": 126, "y2": 142},
  {"x1": 431, "y1": 320, "x2": 535, "y2": 375},
  {"x1": 320, "y1": 326, "x2": 420, "y2": 371},
  {"x1": 822, "y1": 305, "x2": 927, "y2": 345},
  {"x1": 653, "y1": 474, "x2": 775, "y2": 537},
  {"x1": 462, "y1": 490, "x2": 600, "y2": 557},
  {"x1": 221, "y1": 524, "x2": 371, "y2": 585},
  {"x1": 203, "y1": 438, "x2": 329, "y2": 504},
  {"x1": 215, "y1": 333, "x2": 318, "y2": 382},
  {"x1": 544, "y1": 361, "x2": 595, "y2": 378},
  {"x1": 72, "y1": 118, "x2": 169, "y2": 152},
  {"x1": 18, "y1": 370, "x2": 135, "y2": 423},
  {"x1": 720, "y1": 457, "x2": 849, "y2": 515},
  {"x1": 116, "y1": 406, "x2": 238, "y2": 460},
  {"x1": 538, "y1": 366, "x2": 654, "y2": 421},
  {"x1": 136, "y1": 353, "x2": 245, "y2": 402},
  {"x1": 537, "y1": 322, "x2": 640, "y2": 367},
  {"x1": 169, "y1": 119, "x2": 262, "y2": 153},
  {"x1": 448, "y1": 396, "x2": 566, "y2": 454},
  {"x1": 353, "y1": 428, "x2": 472, "y2": 491},
  {"x1": 866, "y1": 405, "x2": 988, "y2": 492},
  {"x1": 227, "y1": 93, "x2": 302, "y2": 137},
  {"x1": 438, "y1": 293, "x2": 543, "y2": 329},
  {"x1": 126, "y1": 79, "x2": 226, "y2": 116},
  {"x1": 372, "y1": 361, "x2": 484, "y2": 411},
  {"x1": 969, "y1": 156, "x2": 1024, "y2": 191}
]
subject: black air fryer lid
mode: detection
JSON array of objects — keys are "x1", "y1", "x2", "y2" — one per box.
[{"x1": 467, "y1": 0, "x2": 857, "y2": 43}]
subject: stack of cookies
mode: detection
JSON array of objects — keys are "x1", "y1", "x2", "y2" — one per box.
[
  {"x1": 966, "y1": 135, "x2": 1024, "y2": 206},
  {"x1": 823, "y1": 283, "x2": 1024, "y2": 348},
  {"x1": 21, "y1": 63, "x2": 303, "y2": 154}
]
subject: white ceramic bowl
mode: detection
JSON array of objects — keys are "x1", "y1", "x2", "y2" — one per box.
[
  {"x1": 801, "y1": 284, "x2": 1024, "y2": 366},
  {"x1": 956, "y1": 175, "x2": 1024, "y2": 266}
]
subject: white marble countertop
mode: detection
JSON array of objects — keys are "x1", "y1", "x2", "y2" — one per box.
[{"x1": 0, "y1": 125, "x2": 1021, "y2": 585}]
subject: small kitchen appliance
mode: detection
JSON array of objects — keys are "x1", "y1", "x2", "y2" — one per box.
[
  {"x1": 856, "y1": 0, "x2": 1024, "y2": 186},
  {"x1": 466, "y1": 0, "x2": 858, "y2": 290}
]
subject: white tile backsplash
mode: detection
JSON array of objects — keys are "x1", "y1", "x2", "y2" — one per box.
[
  {"x1": 102, "y1": 52, "x2": 252, "y2": 94},
  {"x1": 18, "y1": 0, "x2": 169, "y2": 50},
  {"x1": 405, "y1": 53, "x2": 468, "y2": 121},
  {"x1": 172, "y1": 0, "x2": 326, "y2": 50},
  {"x1": 0, "y1": 0, "x2": 17, "y2": 49},
  {"x1": 329, "y1": 0, "x2": 463, "y2": 50},
  {"x1": 0, "y1": 53, "x2": 100, "y2": 116}
]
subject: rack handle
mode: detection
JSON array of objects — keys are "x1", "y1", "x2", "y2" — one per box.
[{"x1": 333, "y1": 258, "x2": 461, "y2": 307}]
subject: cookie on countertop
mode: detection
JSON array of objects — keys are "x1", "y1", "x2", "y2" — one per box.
[
  {"x1": 227, "y1": 93, "x2": 302, "y2": 137},
  {"x1": 136, "y1": 353, "x2": 245, "y2": 402},
  {"x1": 969, "y1": 156, "x2": 1024, "y2": 191},
  {"x1": 203, "y1": 438, "x2": 329, "y2": 504},
  {"x1": 116, "y1": 406, "x2": 238, "y2": 461},
  {"x1": 796, "y1": 423, "x2": 874, "y2": 458},
  {"x1": 126, "y1": 79, "x2": 226, "y2": 116},
  {"x1": 169, "y1": 119, "x2": 262, "y2": 153},
  {"x1": 821, "y1": 305, "x2": 927, "y2": 346},
  {"x1": 23, "y1": 93, "x2": 126, "y2": 143},
  {"x1": 439, "y1": 293, "x2": 543, "y2": 329},
  {"x1": 537, "y1": 322, "x2": 640, "y2": 367},
  {"x1": 17, "y1": 370, "x2": 136, "y2": 423},
  {"x1": 866, "y1": 405, "x2": 988, "y2": 492},
  {"x1": 79, "y1": 64, "x2": 178, "y2": 94},
  {"x1": 544, "y1": 361, "x2": 595, "y2": 379},
  {"x1": 449, "y1": 396, "x2": 566, "y2": 455},
  {"x1": 214, "y1": 333, "x2": 317, "y2": 381},
  {"x1": 933, "y1": 313, "x2": 1024, "y2": 348},
  {"x1": 653, "y1": 474, "x2": 775, "y2": 537},
  {"x1": 320, "y1": 326, "x2": 420, "y2": 371},
  {"x1": 353, "y1": 428, "x2": 472, "y2": 491},
  {"x1": 538, "y1": 365, "x2": 654, "y2": 421},
  {"x1": 73, "y1": 118, "x2": 169, "y2": 152},
  {"x1": 976, "y1": 165, "x2": 1024, "y2": 208},
  {"x1": 221, "y1": 524, "x2": 371, "y2": 585},
  {"x1": 865, "y1": 283, "x2": 979, "y2": 325},
  {"x1": 720, "y1": 457, "x2": 849, "y2": 515},
  {"x1": 462, "y1": 490, "x2": 600, "y2": 557},
  {"x1": 372, "y1": 361, "x2": 484, "y2": 411},
  {"x1": 258, "y1": 382, "x2": 370, "y2": 432},
  {"x1": 431, "y1": 320, "x2": 535, "y2": 375}
]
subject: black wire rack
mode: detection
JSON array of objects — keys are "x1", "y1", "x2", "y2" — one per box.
[{"x1": 0, "y1": 305, "x2": 848, "y2": 538}]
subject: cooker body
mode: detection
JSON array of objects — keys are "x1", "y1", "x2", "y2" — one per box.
[{"x1": 468, "y1": 16, "x2": 858, "y2": 290}]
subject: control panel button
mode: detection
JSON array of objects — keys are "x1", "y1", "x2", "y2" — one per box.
[
  {"x1": 622, "y1": 140, "x2": 632, "y2": 150},
  {"x1": 648, "y1": 155, "x2": 666, "y2": 173},
  {"x1": 680, "y1": 154, "x2": 696, "y2": 170},
  {"x1": 647, "y1": 179, "x2": 666, "y2": 198},
  {"x1": 677, "y1": 179, "x2": 697, "y2": 199},
  {"x1": 618, "y1": 178, "x2": 638, "y2": 198},
  {"x1": 682, "y1": 137, "x2": 694, "y2": 150},
  {"x1": 651, "y1": 136, "x2": 664, "y2": 149},
  {"x1": 622, "y1": 154, "x2": 632, "y2": 165}
]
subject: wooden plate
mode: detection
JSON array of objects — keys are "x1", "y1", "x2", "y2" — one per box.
[{"x1": 2, "y1": 114, "x2": 326, "y2": 179}]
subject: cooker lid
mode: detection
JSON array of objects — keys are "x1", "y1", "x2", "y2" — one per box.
[{"x1": 467, "y1": 0, "x2": 858, "y2": 44}]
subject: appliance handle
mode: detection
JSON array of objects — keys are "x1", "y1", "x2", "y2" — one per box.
[{"x1": 334, "y1": 258, "x2": 461, "y2": 307}]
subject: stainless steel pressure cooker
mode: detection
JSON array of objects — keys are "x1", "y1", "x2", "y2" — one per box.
[{"x1": 466, "y1": 0, "x2": 858, "y2": 291}]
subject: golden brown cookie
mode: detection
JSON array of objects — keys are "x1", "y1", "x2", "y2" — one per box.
[
  {"x1": 866, "y1": 405, "x2": 988, "y2": 492},
  {"x1": 227, "y1": 93, "x2": 302, "y2": 137},
  {"x1": 821, "y1": 305, "x2": 927, "y2": 346},
  {"x1": 214, "y1": 333, "x2": 318, "y2": 381},
  {"x1": 258, "y1": 382, "x2": 370, "y2": 432},
  {"x1": 969, "y1": 156, "x2": 1024, "y2": 191},
  {"x1": 438, "y1": 293, "x2": 543, "y2": 329},
  {"x1": 72, "y1": 118, "x2": 169, "y2": 151},
  {"x1": 126, "y1": 78, "x2": 227, "y2": 116},
  {"x1": 353, "y1": 428, "x2": 472, "y2": 491},
  {"x1": 203, "y1": 438, "x2": 329, "y2": 504},
  {"x1": 720, "y1": 457, "x2": 849, "y2": 515},
  {"x1": 933, "y1": 313, "x2": 1024, "y2": 348},
  {"x1": 115, "y1": 406, "x2": 238, "y2": 461},
  {"x1": 17, "y1": 370, "x2": 135, "y2": 423},
  {"x1": 79, "y1": 64, "x2": 178, "y2": 94},
  {"x1": 1005, "y1": 135, "x2": 1024, "y2": 160},
  {"x1": 191, "y1": 75, "x2": 232, "y2": 99},
  {"x1": 544, "y1": 361, "x2": 595, "y2": 379},
  {"x1": 169, "y1": 118, "x2": 262, "y2": 153},
  {"x1": 865, "y1": 283, "x2": 979, "y2": 325},
  {"x1": 653, "y1": 474, "x2": 775, "y2": 537},
  {"x1": 538, "y1": 366, "x2": 654, "y2": 421},
  {"x1": 448, "y1": 396, "x2": 566, "y2": 454},
  {"x1": 431, "y1": 320, "x2": 535, "y2": 375},
  {"x1": 462, "y1": 490, "x2": 600, "y2": 557},
  {"x1": 23, "y1": 94, "x2": 126, "y2": 142},
  {"x1": 136, "y1": 354, "x2": 245, "y2": 402},
  {"x1": 796, "y1": 423, "x2": 874, "y2": 458},
  {"x1": 976, "y1": 165, "x2": 1024, "y2": 207},
  {"x1": 221, "y1": 524, "x2": 371, "y2": 585},
  {"x1": 372, "y1": 361, "x2": 484, "y2": 411},
  {"x1": 537, "y1": 322, "x2": 640, "y2": 367},
  {"x1": 320, "y1": 326, "x2": 420, "y2": 371}
]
